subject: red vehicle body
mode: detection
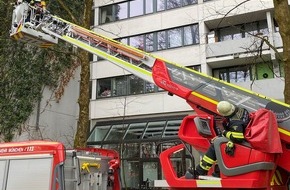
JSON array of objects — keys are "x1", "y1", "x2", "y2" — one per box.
[
  {"x1": 153, "y1": 59, "x2": 290, "y2": 189},
  {"x1": 0, "y1": 141, "x2": 120, "y2": 190}
]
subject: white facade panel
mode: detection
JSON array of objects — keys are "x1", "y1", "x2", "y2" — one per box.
[
  {"x1": 90, "y1": 92, "x2": 192, "y2": 119},
  {"x1": 202, "y1": 0, "x2": 274, "y2": 23},
  {"x1": 206, "y1": 35, "x2": 271, "y2": 58},
  {"x1": 235, "y1": 78, "x2": 285, "y2": 101}
]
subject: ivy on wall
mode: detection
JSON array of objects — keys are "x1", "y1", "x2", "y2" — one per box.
[{"x1": 0, "y1": 0, "x2": 76, "y2": 141}]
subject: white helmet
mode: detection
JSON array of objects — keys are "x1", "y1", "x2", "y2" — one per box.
[{"x1": 217, "y1": 101, "x2": 235, "y2": 116}]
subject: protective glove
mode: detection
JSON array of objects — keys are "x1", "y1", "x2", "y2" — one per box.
[{"x1": 225, "y1": 141, "x2": 235, "y2": 156}]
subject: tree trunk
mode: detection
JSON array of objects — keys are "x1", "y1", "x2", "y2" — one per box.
[
  {"x1": 73, "y1": 0, "x2": 93, "y2": 148},
  {"x1": 74, "y1": 50, "x2": 90, "y2": 148},
  {"x1": 273, "y1": 0, "x2": 290, "y2": 104}
]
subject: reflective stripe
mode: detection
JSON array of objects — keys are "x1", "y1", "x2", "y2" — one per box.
[
  {"x1": 12, "y1": 32, "x2": 23, "y2": 40},
  {"x1": 225, "y1": 131, "x2": 244, "y2": 139},
  {"x1": 196, "y1": 179, "x2": 222, "y2": 187},
  {"x1": 203, "y1": 155, "x2": 215, "y2": 165},
  {"x1": 39, "y1": 43, "x2": 54, "y2": 48},
  {"x1": 225, "y1": 131, "x2": 231, "y2": 139},
  {"x1": 271, "y1": 170, "x2": 283, "y2": 186},
  {"x1": 199, "y1": 161, "x2": 211, "y2": 171},
  {"x1": 231, "y1": 132, "x2": 244, "y2": 139},
  {"x1": 191, "y1": 91, "x2": 218, "y2": 105}
]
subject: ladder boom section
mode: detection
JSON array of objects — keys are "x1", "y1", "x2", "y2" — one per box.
[
  {"x1": 153, "y1": 59, "x2": 290, "y2": 143},
  {"x1": 40, "y1": 14, "x2": 156, "y2": 83}
]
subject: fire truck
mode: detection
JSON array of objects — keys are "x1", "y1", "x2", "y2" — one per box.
[
  {"x1": 0, "y1": 140, "x2": 121, "y2": 190},
  {"x1": 8, "y1": 1, "x2": 290, "y2": 189}
]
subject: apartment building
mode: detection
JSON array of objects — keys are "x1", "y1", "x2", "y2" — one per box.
[{"x1": 87, "y1": 0, "x2": 285, "y2": 189}]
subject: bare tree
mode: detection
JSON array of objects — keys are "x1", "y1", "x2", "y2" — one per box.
[
  {"x1": 206, "y1": 0, "x2": 289, "y2": 103},
  {"x1": 51, "y1": 0, "x2": 94, "y2": 148},
  {"x1": 273, "y1": 0, "x2": 290, "y2": 104}
]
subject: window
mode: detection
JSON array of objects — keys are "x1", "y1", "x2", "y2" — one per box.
[
  {"x1": 217, "y1": 20, "x2": 269, "y2": 42},
  {"x1": 116, "y1": 24, "x2": 199, "y2": 52},
  {"x1": 145, "y1": 0, "x2": 154, "y2": 14},
  {"x1": 188, "y1": 65, "x2": 201, "y2": 72},
  {"x1": 163, "y1": 119, "x2": 182, "y2": 137},
  {"x1": 106, "y1": 124, "x2": 128, "y2": 141},
  {"x1": 129, "y1": 75, "x2": 145, "y2": 95},
  {"x1": 244, "y1": 22, "x2": 258, "y2": 38},
  {"x1": 145, "y1": 81, "x2": 156, "y2": 93},
  {"x1": 167, "y1": 0, "x2": 182, "y2": 10},
  {"x1": 219, "y1": 25, "x2": 242, "y2": 41},
  {"x1": 97, "y1": 78, "x2": 111, "y2": 97},
  {"x1": 184, "y1": 25, "x2": 199, "y2": 45},
  {"x1": 123, "y1": 24, "x2": 200, "y2": 52},
  {"x1": 244, "y1": 20, "x2": 268, "y2": 37},
  {"x1": 124, "y1": 122, "x2": 147, "y2": 140},
  {"x1": 112, "y1": 76, "x2": 128, "y2": 96},
  {"x1": 143, "y1": 121, "x2": 166, "y2": 139},
  {"x1": 145, "y1": 33, "x2": 154, "y2": 52},
  {"x1": 100, "y1": 5, "x2": 113, "y2": 24},
  {"x1": 87, "y1": 125, "x2": 111, "y2": 141},
  {"x1": 122, "y1": 160, "x2": 140, "y2": 189},
  {"x1": 129, "y1": 0, "x2": 144, "y2": 17},
  {"x1": 115, "y1": 2, "x2": 128, "y2": 21},
  {"x1": 168, "y1": 28, "x2": 182, "y2": 48},
  {"x1": 157, "y1": 31, "x2": 167, "y2": 50},
  {"x1": 183, "y1": 0, "x2": 198, "y2": 6},
  {"x1": 229, "y1": 69, "x2": 251, "y2": 83},
  {"x1": 213, "y1": 65, "x2": 252, "y2": 83},
  {"x1": 120, "y1": 38, "x2": 128, "y2": 45},
  {"x1": 129, "y1": 35, "x2": 144, "y2": 50},
  {"x1": 88, "y1": 117, "x2": 184, "y2": 144},
  {"x1": 213, "y1": 63, "x2": 275, "y2": 83},
  {"x1": 95, "y1": 75, "x2": 159, "y2": 99},
  {"x1": 157, "y1": 0, "x2": 166, "y2": 11},
  {"x1": 257, "y1": 20, "x2": 269, "y2": 35},
  {"x1": 123, "y1": 143, "x2": 140, "y2": 158},
  {"x1": 99, "y1": 0, "x2": 199, "y2": 24}
]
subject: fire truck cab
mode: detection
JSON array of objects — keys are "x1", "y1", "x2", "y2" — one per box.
[{"x1": 0, "y1": 141, "x2": 120, "y2": 190}]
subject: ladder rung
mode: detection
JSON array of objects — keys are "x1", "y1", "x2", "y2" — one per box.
[{"x1": 72, "y1": 26, "x2": 145, "y2": 59}]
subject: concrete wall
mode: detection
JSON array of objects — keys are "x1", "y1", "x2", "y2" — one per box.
[{"x1": 16, "y1": 68, "x2": 81, "y2": 148}]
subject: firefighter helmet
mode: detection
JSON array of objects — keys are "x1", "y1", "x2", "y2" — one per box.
[{"x1": 217, "y1": 101, "x2": 235, "y2": 116}]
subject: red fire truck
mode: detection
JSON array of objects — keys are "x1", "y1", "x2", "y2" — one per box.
[
  {"x1": 8, "y1": 1, "x2": 290, "y2": 189},
  {"x1": 0, "y1": 140, "x2": 120, "y2": 190}
]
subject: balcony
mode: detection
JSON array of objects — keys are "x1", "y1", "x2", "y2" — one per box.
[{"x1": 205, "y1": 33, "x2": 283, "y2": 68}]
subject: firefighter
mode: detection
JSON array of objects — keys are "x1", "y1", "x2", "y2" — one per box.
[
  {"x1": 195, "y1": 101, "x2": 250, "y2": 177},
  {"x1": 28, "y1": 0, "x2": 46, "y2": 25}
]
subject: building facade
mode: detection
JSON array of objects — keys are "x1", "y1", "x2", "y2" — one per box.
[{"x1": 89, "y1": 0, "x2": 285, "y2": 189}]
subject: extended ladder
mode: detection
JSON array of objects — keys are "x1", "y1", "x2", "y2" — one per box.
[
  {"x1": 9, "y1": 3, "x2": 290, "y2": 143},
  {"x1": 40, "y1": 14, "x2": 156, "y2": 84}
]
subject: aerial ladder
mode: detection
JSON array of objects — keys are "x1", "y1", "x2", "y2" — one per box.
[{"x1": 9, "y1": 2, "x2": 290, "y2": 189}]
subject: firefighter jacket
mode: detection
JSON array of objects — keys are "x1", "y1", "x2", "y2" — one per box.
[{"x1": 222, "y1": 107, "x2": 250, "y2": 143}]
